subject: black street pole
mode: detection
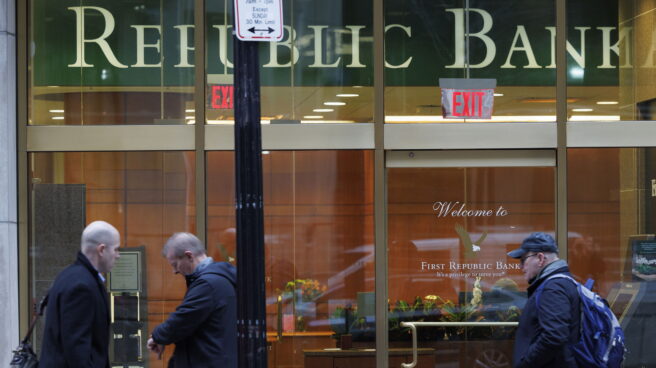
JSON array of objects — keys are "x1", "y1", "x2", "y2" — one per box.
[{"x1": 234, "y1": 35, "x2": 267, "y2": 367}]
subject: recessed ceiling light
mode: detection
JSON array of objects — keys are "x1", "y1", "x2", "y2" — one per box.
[
  {"x1": 185, "y1": 109, "x2": 195, "y2": 112},
  {"x1": 324, "y1": 102, "x2": 346, "y2": 106},
  {"x1": 313, "y1": 108, "x2": 334, "y2": 112},
  {"x1": 596, "y1": 101, "x2": 618, "y2": 105},
  {"x1": 336, "y1": 93, "x2": 359, "y2": 97},
  {"x1": 185, "y1": 116, "x2": 195, "y2": 119},
  {"x1": 572, "y1": 108, "x2": 593, "y2": 112},
  {"x1": 51, "y1": 116, "x2": 64, "y2": 120},
  {"x1": 303, "y1": 115, "x2": 323, "y2": 119},
  {"x1": 49, "y1": 109, "x2": 65, "y2": 113},
  {"x1": 569, "y1": 115, "x2": 620, "y2": 121},
  {"x1": 493, "y1": 93, "x2": 504, "y2": 97}
]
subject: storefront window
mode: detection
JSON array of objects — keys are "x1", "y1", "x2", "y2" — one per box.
[
  {"x1": 568, "y1": 148, "x2": 656, "y2": 367},
  {"x1": 28, "y1": 151, "x2": 195, "y2": 366},
  {"x1": 207, "y1": 150, "x2": 375, "y2": 367},
  {"x1": 388, "y1": 163, "x2": 555, "y2": 366},
  {"x1": 566, "y1": 0, "x2": 627, "y2": 121},
  {"x1": 29, "y1": 0, "x2": 194, "y2": 125},
  {"x1": 384, "y1": 0, "x2": 556, "y2": 123},
  {"x1": 205, "y1": 0, "x2": 374, "y2": 125}
]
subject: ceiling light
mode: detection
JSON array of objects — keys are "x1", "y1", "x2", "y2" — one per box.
[
  {"x1": 185, "y1": 109, "x2": 195, "y2": 112},
  {"x1": 569, "y1": 115, "x2": 620, "y2": 121},
  {"x1": 324, "y1": 102, "x2": 346, "y2": 106},
  {"x1": 385, "y1": 115, "x2": 557, "y2": 123},
  {"x1": 185, "y1": 116, "x2": 195, "y2": 119},
  {"x1": 572, "y1": 108, "x2": 593, "y2": 112},
  {"x1": 493, "y1": 93, "x2": 504, "y2": 97},
  {"x1": 51, "y1": 116, "x2": 64, "y2": 120},
  {"x1": 569, "y1": 67, "x2": 584, "y2": 79},
  {"x1": 303, "y1": 115, "x2": 323, "y2": 119},
  {"x1": 313, "y1": 108, "x2": 334, "y2": 112},
  {"x1": 596, "y1": 101, "x2": 618, "y2": 105},
  {"x1": 521, "y1": 98, "x2": 578, "y2": 103},
  {"x1": 336, "y1": 93, "x2": 359, "y2": 97},
  {"x1": 49, "y1": 109, "x2": 65, "y2": 113},
  {"x1": 301, "y1": 120, "x2": 355, "y2": 124}
]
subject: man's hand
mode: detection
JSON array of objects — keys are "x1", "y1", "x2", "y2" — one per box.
[{"x1": 147, "y1": 337, "x2": 165, "y2": 359}]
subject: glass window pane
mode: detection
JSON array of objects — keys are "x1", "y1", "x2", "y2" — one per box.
[
  {"x1": 30, "y1": 1, "x2": 194, "y2": 125},
  {"x1": 385, "y1": 0, "x2": 555, "y2": 123},
  {"x1": 388, "y1": 165, "x2": 555, "y2": 366},
  {"x1": 207, "y1": 150, "x2": 375, "y2": 367},
  {"x1": 568, "y1": 148, "x2": 656, "y2": 367},
  {"x1": 206, "y1": 0, "x2": 374, "y2": 125},
  {"x1": 566, "y1": 0, "x2": 628, "y2": 121},
  {"x1": 28, "y1": 151, "x2": 195, "y2": 366}
]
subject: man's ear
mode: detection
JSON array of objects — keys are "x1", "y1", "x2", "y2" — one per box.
[
  {"x1": 97, "y1": 243, "x2": 106, "y2": 255},
  {"x1": 184, "y1": 250, "x2": 193, "y2": 259}
]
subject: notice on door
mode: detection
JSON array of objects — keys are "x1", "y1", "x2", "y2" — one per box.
[
  {"x1": 234, "y1": 0, "x2": 284, "y2": 42},
  {"x1": 439, "y1": 78, "x2": 496, "y2": 119}
]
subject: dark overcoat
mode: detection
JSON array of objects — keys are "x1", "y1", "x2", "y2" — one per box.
[
  {"x1": 40, "y1": 252, "x2": 111, "y2": 368},
  {"x1": 513, "y1": 261, "x2": 581, "y2": 368},
  {"x1": 152, "y1": 261, "x2": 237, "y2": 368}
]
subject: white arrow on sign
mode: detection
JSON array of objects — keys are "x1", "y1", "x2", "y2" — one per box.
[{"x1": 234, "y1": 0, "x2": 284, "y2": 42}]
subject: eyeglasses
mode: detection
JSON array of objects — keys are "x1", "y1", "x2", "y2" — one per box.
[{"x1": 520, "y1": 253, "x2": 538, "y2": 266}]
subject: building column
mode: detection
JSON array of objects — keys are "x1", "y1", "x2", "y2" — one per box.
[{"x1": 0, "y1": 0, "x2": 19, "y2": 362}]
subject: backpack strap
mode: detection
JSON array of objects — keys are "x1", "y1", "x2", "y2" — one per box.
[
  {"x1": 584, "y1": 278, "x2": 594, "y2": 290},
  {"x1": 534, "y1": 274, "x2": 578, "y2": 308}
]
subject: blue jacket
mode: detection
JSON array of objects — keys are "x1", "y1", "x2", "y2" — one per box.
[
  {"x1": 513, "y1": 260, "x2": 581, "y2": 368},
  {"x1": 40, "y1": 252, "x2": 111, "y2": 368},
  {"x1": 152, "y1": 260, "x2": 237, "y2": 368}
]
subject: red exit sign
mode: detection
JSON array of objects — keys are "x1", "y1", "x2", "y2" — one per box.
[
  {"x1": 439, "y1": 78, "x2": 496, "y2": 119},
  {"x1": 210, "y1": 85, "x2": 234, "y2": 109}
]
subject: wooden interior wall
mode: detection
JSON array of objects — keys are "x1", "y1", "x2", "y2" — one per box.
[{"x1": 567, "y1": 148, "x2": 622, "y2": 295}]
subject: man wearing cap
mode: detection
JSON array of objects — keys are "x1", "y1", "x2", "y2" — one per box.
[{"x1": 507, "y1": 232, "x2": 581, "y2": 368}]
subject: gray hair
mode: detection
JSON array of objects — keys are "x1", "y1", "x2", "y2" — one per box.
[
  {"x1": 162, "y1": 232, "x2": 206, "y2": 258},
  {"x1": 543, "y1": 252, "x2": 560, "y2": 263},
  {"x1": 81, "y1": 220, "x2": 119, "y2": 252}
]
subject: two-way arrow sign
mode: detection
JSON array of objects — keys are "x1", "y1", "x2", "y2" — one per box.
[
  {"x1": 235, "y1": 0, "x2": 284, "y2": 42},
  {"x1": 248, "y1": 27, "x2": 275, "y2": 34}
]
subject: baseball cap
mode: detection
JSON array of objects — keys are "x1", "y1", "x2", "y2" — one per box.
[{"x1": 507, "y1": 232, "x2": 558, "y2": 259}]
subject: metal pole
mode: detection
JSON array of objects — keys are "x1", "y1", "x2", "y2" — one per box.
[{"x1": 234, "y1": 35, "x2": 267, "y2": 367}]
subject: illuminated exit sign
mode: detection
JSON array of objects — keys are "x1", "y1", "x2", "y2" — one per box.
[
  {"x1": 209, "y1": 85, "x2": 234, "y2": 109},
  {"x1": 439, "y1": 78, "x2": 496, "y2": 119}
]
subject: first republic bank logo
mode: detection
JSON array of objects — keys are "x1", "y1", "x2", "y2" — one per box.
[{"x1": 421, "y1": 201, "x2": 520, "y2": 278}]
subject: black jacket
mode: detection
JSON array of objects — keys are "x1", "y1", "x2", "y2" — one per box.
[
  {"x1": 513, "y1": 260, "x2": 581, "y2": 368},
  {"x1": 152, "y1": 260, "x2": 237, "y2": 368},
  {"x1": 40, "y1": 252, "x2": 111, "y2": 368}
]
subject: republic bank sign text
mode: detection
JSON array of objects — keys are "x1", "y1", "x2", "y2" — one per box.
[{"x1": 33, "y1": 2, "x2": 629, "y2": 87}]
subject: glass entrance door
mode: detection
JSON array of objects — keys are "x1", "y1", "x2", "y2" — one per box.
[{"x1": 387, "y1": 150, "x2": 556, "y2": 368}]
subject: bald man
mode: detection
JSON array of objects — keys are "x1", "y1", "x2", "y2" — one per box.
[{"x1": 40, "y1": 221, "x2": 121, "y2": 368}]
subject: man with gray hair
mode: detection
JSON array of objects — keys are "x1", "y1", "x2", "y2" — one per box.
[
  {"x1": 40, "y1": 220, "x2": 121, "y2": 367},
  {"x1": 507, "y1": 232, "x2": 581, "y2": 368},
  {"x1": 147, "y1": 232, "x2": 237, "y2": 368}
]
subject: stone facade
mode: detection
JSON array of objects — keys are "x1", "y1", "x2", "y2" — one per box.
[{"x1": 0, "y1": 0, "x2": 19, "y2": 362}]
